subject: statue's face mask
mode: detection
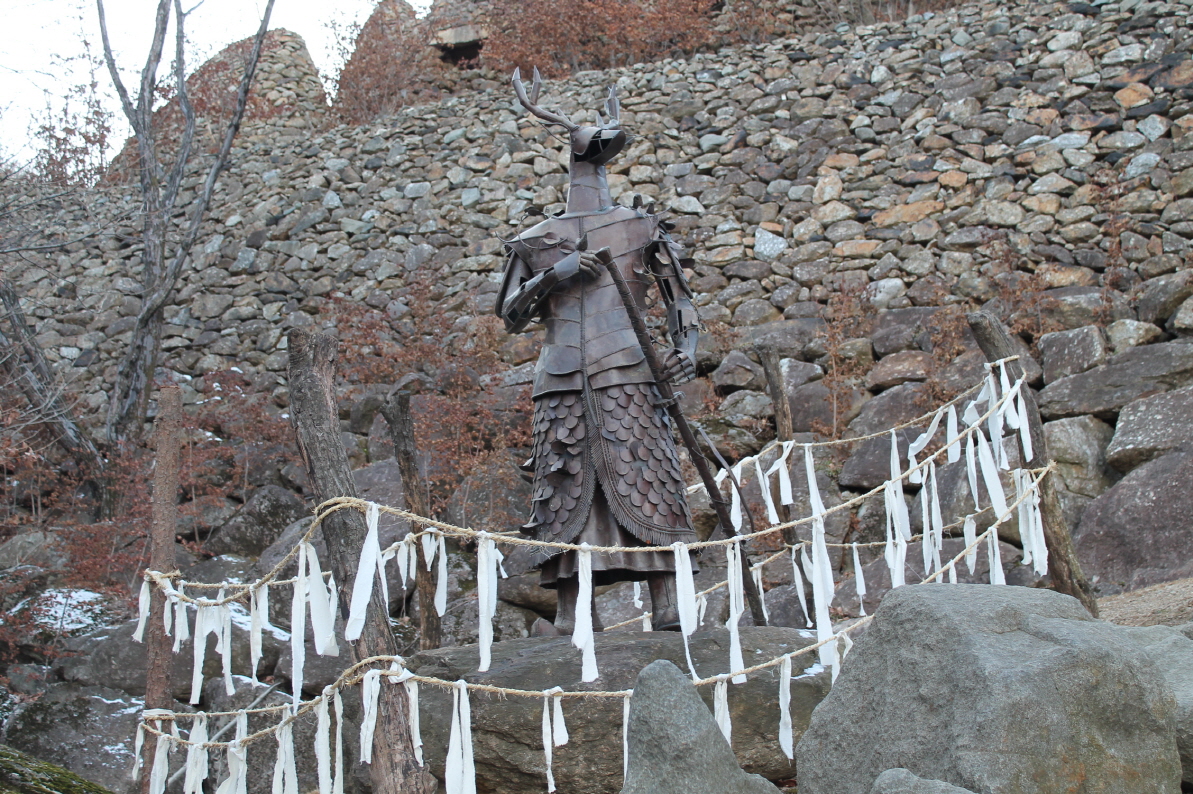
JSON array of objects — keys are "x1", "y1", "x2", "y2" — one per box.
[
  {"x1": 512, "y1": 67, "x2": 625, "y2": 166},
  {"x1": 571, "y1": 126, "x2": 627, "y2": 166}
]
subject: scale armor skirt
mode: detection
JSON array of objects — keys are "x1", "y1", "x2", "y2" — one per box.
[{"x1": 524, "y1": 382, "x2": 697, "y2": 586}]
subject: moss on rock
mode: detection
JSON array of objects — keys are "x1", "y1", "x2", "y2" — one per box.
[{"x1": 0, "y1": 745, "x2": 114, "y2": 794}]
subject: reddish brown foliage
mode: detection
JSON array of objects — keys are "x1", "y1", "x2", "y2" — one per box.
[{"x1": 479, "y1": 0, "x2": 716, "y2": 76}]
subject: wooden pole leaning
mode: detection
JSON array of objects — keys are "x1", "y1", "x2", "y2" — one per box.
[
  {"x1": 596, "y1": 249, "x2": 768, "y2": 626},
  {"x1": 380, "y1": 391, "x2": 441, "y2": 650},
  {"x1": 137, "y1": 384, "x2": 181, "y2": 794},
  {"x1": 965, "y1": 311, "x2": 1098, "y2": 616},
  {"x1": 288, "y1": 330, "x2": 435, "y2": 794}
]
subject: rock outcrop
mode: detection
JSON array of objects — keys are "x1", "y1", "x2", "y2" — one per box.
[
  {"x1": 797, "y1": 585, "x2": 1182, "y2": 794},
  {"x1": 406, "y1": 628, "x2": 829, "y2": 793},
  {"x1": 621, "y1": 660, "x2": 781, "y2": 794}
]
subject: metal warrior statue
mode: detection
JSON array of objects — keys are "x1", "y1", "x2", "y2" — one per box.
[{"x1": 495, "y1": 68, "x2": 701, "y2": 635}]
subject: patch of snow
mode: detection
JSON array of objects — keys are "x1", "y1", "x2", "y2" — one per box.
[
  {"x1": 31, "y1": 588, "x2": 114, "y2": 634},
  {"x1": 798, "y1": 662, "x2": 826, "y2": 679}
]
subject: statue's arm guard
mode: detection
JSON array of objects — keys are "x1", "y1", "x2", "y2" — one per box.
[
  {"x1": 495, "y1": 247, "x2": 584, "y2": 334},
  {"x1": 650, "y1": 229, "x2": 699, "y2": 363}
]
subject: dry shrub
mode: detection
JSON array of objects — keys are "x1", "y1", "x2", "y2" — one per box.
[
  {"x1": 479, "y1": 0, "x2": 715, "y2": 76},
  {"x1": 329, "y1": 274, "x2": 530, "y2": 520},
  {"x1": 813, "y1": 285, "x2": 875, "y2": 441},
  {"x1": 334, "y1": 1, "x2": 451, "y2": 125}
]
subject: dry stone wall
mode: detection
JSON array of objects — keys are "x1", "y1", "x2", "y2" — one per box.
[
  {"x1": 20, "y1": 0, "x2": 1193, "y2": 412},
  {"x1": 10, "y1": 0, "x2": 1193, "y2": 597}
]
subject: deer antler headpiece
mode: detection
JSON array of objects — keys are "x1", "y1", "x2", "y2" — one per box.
[{"x1": 512, "y1": 67, "x2": 627, "y2": 166}]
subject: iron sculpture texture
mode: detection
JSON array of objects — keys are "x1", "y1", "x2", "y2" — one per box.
[{"x1": 495, "y1": 69, "x2": 701, "y2": 634}]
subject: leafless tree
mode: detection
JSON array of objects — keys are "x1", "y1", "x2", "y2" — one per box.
[{"x1": 97, "y1": 0, "x2": 276, "y2": 444}]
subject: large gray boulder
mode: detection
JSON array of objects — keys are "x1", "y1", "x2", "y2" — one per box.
[
  {"x1": 797, "y1": 585, "x2": 1181, "y2": 794},
  {"x1": 621, "y1": 660, "x2": 781, "y2": 794},
  {"x1": 406, "y1": 628, "x2": 829, "y2": 793},
  {"x1": 870, "y1": 768, "x2": 977, "y2": 794},
  {"x1": 829, "y1": 539, "x2": 1045, "y2": 618},
  {"x1": 1104, "y1": 385, "x2": 1193, "y2": 472},
  {"x1": 1, "y1": 683, "x2": 182, "y2": 792},
  {"x1": 1116, "y1": 624, "x2": 1193, "y2": 785},
  {"x1": 0, "y1": 744, "x2": 115, "y2": 794},
  {"x1": 1073, "y1": 450, "x2": 1193, "y2": 593},
  {"x1": 56, "y1": 612, "x2": 286, "y2": 701},
  {"x1": 204, "y1": 485, "x2": 307, "y2": 557},
  {"x1": 1037, "y1": 340, "x2": 1193, "y2": 420}
]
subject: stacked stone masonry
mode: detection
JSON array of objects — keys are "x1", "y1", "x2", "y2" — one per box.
[{"x1": 10, "y1": 0, "x2": 1193, "y2": 598}]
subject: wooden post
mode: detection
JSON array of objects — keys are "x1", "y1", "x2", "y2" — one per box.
[
  {"x1": 965, "y1": 312, "x2": 1099, "y2": 616},
  {"x1": 287, "y1": 330, "x2": 435, "y2": 794},
  {"x1": 138, "y1": 384, "x2": 180, "y2": 794},
  {"x1": 379, "y1": 391, "x2": 441, "y2": 650},
  {"x1": 755, "y1": 345, "x2": 800, "y2": 547}
]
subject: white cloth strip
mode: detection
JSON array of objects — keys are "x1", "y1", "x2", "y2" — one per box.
[
  {"x1": 778, "y1": 655, "x2": 793, "y2": 760},
  {"x1": 963, "y1": 515, "x2": 978, "y2": 574},
  {"x1": 476, "y1": 532, "x2": 500, "y2": 673},
  {"x1": 724, "y1": 540, "x2": 747, "y2": 685},
  {"x1": 808, "y1": 517, "x2": 837, "y2": 672},
  {"x1": 541, "y1": 694, "x2": 556, "y2": 793},
  {"x1": 249, "y1": 587, "x2": 264, "y2": 683},
  {"x1": 214, "y1": 712, "x2": 248, "y2": 794},
  {"x1": 988, "y1": 526, "x2": 1006, "y2": 585},
  {"x1": 907, "y1": 407, "x2": 944, "y2": 485},
  {"x1": 405, "y1": 675, "x2": 424, "y2": 766},
  {"x1": 622, "y1": 695, "x2": 632, "y2": 782},
  {"x1": 965, "y1": 432, "x2": 980, "y2": 512},
  {"x1": 851, "y1": 544, "x2": 866, "y2": 617},
  {"x1": 946, "y1": 405, "x2": 961, "y2": 463},
  {"x1": 729, "y1": 461, "x2": 745, "y2": 531},
  {"x1": 975, "y1": 431, "x2": 1008, "y2": 518},
  {"x1": 173, "y1": 583, "x2": 190, "y2": 654},
  {"x1": 751, "y1": 566, "x2": 769, "y2": 625},
  {"x1": 291, "y1": 547, "x2": 308, "y2": 706},
  {"x1": 358, "y1": 668, "x2": 382, "y2": 763},
  {"x1": 632, "y1": 581, "x2": 643, "y2": 609},
  {"x1": 573, "y1": 543, "x2": 598, "y2": 683},
  {"x1": 551, "y1": 690, "x2": 569, "y2": 747},
  {"x1": 183, "y1": 713, "x2": 208, "y2": 794},
  {"x1": 435, "y1": 532, "x2": 449, "y2": 617},
  {"x1": 672, "y1": 542, "x2": 700, "y2": 679},
  {"x1": 713, "y1": 676, "x2": 732, "y2": 745},
  {"x1": 445, "y1": 680, "x2": 476, "y2": 794},
  {"x1": 804, "y1": 445, "x2": 824, "y2": 517},
  {"x1": 316, "y1": 692, "x2": 332, "y2": 794},
  {"x1": 790, "y1": 547, "x2": 811, "y2": 627},
  {"x1": 305, "y1": 543, "x2": 339, "y2": 658},
  {"x1": 756, "y1": 455, "x2": 779, "y2": 525},
  {"x1": 765, "y1": 440, "x2": 796, "y2": 506},
  {"x1": 272, "y1": 710, "x2": 298, "y2": 794},
  {"x1": 346, "y1": 502, "x2": 383, "y2": 643},
  {"x1": 1017, "y1": 390, "x2": 1034, "y2": 461},
  {"x1": 422, "y1": 528, "x2": 438, "y2": 571},
  {"x1": 134, "y1": 578, "x2": 151, "y2": 643},
  {"x1": 148, "y1": 725, "x2": 171, "y2": 794},
  {"x1": 948, "y1": 561, "x2": 957, "y2": 583},
  {"x1": 929, "y1": 462, "x2": 944, "y2": 575}
]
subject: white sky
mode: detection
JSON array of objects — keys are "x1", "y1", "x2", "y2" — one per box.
[{"x1": 1, "y1": 0, "x2": 432, "y2": 164}]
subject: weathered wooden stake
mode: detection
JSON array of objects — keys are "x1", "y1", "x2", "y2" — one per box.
[
  {"x1": 288, "y1": 330, "x2": 435, "y2": 794},
  {"x1": 138, "y1": 384, "x2": 180, "y2": 794},
  {"x1": 755, "y1": 345, "x2": 800, "y2": 546},
  {"x1": 380, "y1": 391, "x2": 441, "y2": 650},
  {"x1": 966, "y1": 311, "x2": 1099, "y2": 616}
]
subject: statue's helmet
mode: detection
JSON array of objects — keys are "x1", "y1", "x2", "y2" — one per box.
[{"x1": 512, "y1": 67, "x2": 625, "y2": 166}]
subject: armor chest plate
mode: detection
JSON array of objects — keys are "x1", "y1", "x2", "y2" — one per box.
[{"x1": 508, "y1": 207, "x2": 661, "y2": 395}]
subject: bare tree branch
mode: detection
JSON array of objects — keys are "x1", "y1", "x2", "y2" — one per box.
[
  {"x1": 102, "y1": 0, "x2": 277, "y2": 444},
  {"x1": 0, "y1": 278, "x2": 103, "y2": 469}
]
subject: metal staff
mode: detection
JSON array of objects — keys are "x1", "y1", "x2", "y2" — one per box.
[{"x1": 595, "y1": 248, "x2": 767, "y2": 626}]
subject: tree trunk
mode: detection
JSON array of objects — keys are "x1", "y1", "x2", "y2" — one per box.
[
  {"x1": 287, "y1": 330, "x2": 435, "y2": 794},
  {"x1": 136, "y1": 383, "x2": 180, "y2": 794},
  {"x1": 965, "y1": 311, "x2": 1098, "y2": 616},
  {"x1": 379, "y1": 392, "x2": 441, "y2": 650}
]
